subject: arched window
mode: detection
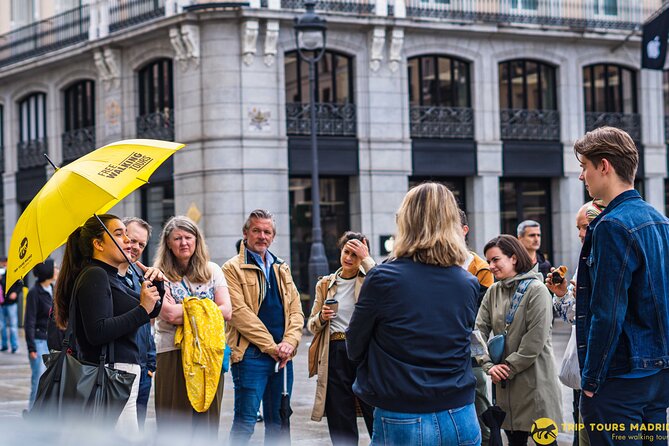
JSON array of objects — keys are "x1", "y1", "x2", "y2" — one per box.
[
  {"x1": 583, "y1": 63, "x2": 638, "y2": 141},
  {"x1": 284, "y1": 50, "x2": 355, "y2": 136},
  {"x1": 137, "y1": 58, "x2": 174, "y2": 141},
  {"x1": 407, "y1": 54, "x2": 472, "y2": 139},
  {"x1": 62, "y1": 79, "x2": 96, "y2": 162},
  {"x1": 499, "y1": 59, "x2": 558, "y2": 140},
  {"x1": 17, "y1": 92, "x2": 47, "y2": 169}
]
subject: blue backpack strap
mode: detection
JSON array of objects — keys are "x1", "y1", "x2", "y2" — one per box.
[{"x1": 504, "y1": 278, "x2": 534, "y2": 331}]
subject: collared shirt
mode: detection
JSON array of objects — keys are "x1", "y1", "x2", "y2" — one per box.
[{"x1": 248, "y1": 248, "x2": 275, "y2": 287}]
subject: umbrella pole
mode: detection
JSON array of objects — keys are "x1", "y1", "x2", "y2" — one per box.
[{"x1": 93, "y1": 214, "x2": 143, "y2": 279}]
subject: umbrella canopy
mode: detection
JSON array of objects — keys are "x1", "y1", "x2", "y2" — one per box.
[
  {"x1": 481, "y1": 384, "x2": 506, "y2": 446},
  {"x1": 6, "y1": 139, "x2": 184, "y2": 290}
]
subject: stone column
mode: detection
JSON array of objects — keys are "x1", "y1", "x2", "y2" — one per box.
[{"x1": 639, "y1": 69, "x2": 667, "y2": 213}]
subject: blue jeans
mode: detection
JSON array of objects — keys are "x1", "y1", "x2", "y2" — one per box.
[
  {"x1": 371, "y1": 403, "x2": 481, "y2": 446},
  {"x1": 136, "y1": 366, "x2": 152, "y2": 429},
  {"x1": 229, "y1": 345, "x2": 294, "y2": 445},
  {"x1": 28, "y1": 339, "x2": 49, "y2": 409},
  {"x1": 0, "y1": 305, "x2": 19, "y2": 351}
]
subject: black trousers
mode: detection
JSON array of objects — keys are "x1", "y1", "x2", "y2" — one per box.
[
  {"x1": 324, "y1": 340, "x2": 374, "y2": 446},
  {"x1": 572, "y1": 389, "x2": 581, "y2": 446}
]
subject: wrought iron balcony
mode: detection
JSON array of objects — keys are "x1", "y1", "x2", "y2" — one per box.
[
  {"x1": 501, "y1": 108, "x2": 560, "y2": 141},
  {"x1": 286, "y1": 103, "x2": 357, "y2": 137},
  {"x1": 280, "y1": 0, "x2": 374, "y2": 14},
  {"x1": 410, "y1": 106, "x2": 474, "y2": 139},
  {"x1": 403, "y1": 0, "x2": 656, "y2": 31},
  {"x1": 110, "y1": 0, "x2": 166, "y2": 33},
  {"x1": 137, "y1": 110, "x2": 175, "y2": 141},
  {"x1": 585, "y1": 112, "x2": 641, "y2": 142},
  {"x1": 18, "y1": 139, "x2": 48, "y2": 170},
  {"x1": 0, "y1": 5, "x2": 89, "y2": 69},
  {"x1": 62, "y1": 127, "x2": 96, "y2": 163}
]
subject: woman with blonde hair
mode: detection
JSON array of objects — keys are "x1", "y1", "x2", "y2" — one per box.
[
  {"x1": 347, "y1": 182, "x2": 481, "y2": 445},
  {"x1": 154, "y1": 216, "x2": 232, "y2": 432}
]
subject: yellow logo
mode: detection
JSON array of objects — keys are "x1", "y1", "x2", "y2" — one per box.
[{"x1": 531, "y1": 418, "x2": 559, "y2": 445}]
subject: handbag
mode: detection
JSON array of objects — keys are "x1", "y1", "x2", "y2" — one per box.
[
  {"x1": 486, "y1": 278, "x2": 534, "y2": 365},
  {"x1": 559, "y1": 324, "x2": 581, "y2": 389},
  {"x1": 30, "y1": 271, "x2": 136, "y2": 421}
]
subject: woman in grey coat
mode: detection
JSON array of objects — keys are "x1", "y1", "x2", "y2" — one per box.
[{"x1": 475, "y1": 235, "x2": 562, "y2": 446}]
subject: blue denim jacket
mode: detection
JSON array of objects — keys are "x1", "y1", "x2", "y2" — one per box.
[{"x1": 576, "y1": 190, "x2": 669, "y2": 393}]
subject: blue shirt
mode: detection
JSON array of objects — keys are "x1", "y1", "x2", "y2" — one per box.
[{"x1": 248, "y1": 249, "x2": 274, "y2": 286}]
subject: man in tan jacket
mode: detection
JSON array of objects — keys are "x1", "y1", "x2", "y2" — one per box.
[{"x1": 224, "y1": 209, "x2": 304, "y2": 445}]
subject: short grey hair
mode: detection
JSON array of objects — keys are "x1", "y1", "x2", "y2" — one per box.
[
  {"x1": 122, "y1": 217, "x2": 152, "y2": 239},
  {"x1": 243, "y1": 209, "x2": 276, "y2": 235},
  {"x1": 517, "y1": 220, "x2": 541, "y2": 237}
]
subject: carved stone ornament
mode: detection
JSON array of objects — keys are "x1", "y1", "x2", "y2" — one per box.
[
  {"x1": 94, "y1": 48, "x2": 121, "y2": 91},
  {"x1": 388, "y1": 28, "x2": 404, "y2": 73},
  {"x1": 264, "y1": 21, "x2": 280, "y2": 67},
  {"x1": 242, "y1": 20, "x2": 260, "y2": 66},
  {"x1": 370, "y1": 27, "x2": 385, "y2": 72},
  {"x1": 170, "y1": 24, "x2": 200, "y2": 71}
]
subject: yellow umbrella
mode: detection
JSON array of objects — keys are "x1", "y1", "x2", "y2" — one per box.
[{"x1": 6, "y1": 139, "x2": 185, "y2": 290}]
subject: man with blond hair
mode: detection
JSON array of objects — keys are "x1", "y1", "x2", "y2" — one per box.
[{"x1": 574, "y1": 126, "x2": 669, "y2": 445}]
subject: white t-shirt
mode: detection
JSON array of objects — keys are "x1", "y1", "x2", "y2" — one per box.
[
  {"x1": 329, "y1": 275, "x2": 356, "y2": 334},
  {"x1": 155, "y1": 261, "x2": 228, "y2": 353}
]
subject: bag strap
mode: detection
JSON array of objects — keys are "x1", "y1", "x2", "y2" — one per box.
[{"x1": 503, "y1": 278, "x2": 534, "y2": 333}]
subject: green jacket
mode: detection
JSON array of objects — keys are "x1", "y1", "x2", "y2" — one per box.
[{"x1": 475, "y1": 269, "x2": 563, "y2": 431}]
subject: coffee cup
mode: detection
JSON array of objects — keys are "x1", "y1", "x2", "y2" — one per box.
[{"x1": 324, "y1": 299, "x2": 339, "y2": 318}]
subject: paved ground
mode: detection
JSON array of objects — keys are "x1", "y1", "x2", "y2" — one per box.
[{"x1": 0, "y1": 320, "x2": 578, "y2": 445}]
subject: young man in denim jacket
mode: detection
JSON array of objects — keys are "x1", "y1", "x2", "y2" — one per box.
[{"x1": 574, "y1": 126, "x2": 669, "y2": 445}]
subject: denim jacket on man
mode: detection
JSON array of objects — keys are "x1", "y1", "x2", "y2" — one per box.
[{"x1": 576, "y1": 189, "x2": 669, "y2": 393}]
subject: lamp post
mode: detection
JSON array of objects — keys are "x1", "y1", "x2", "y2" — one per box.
[{"x1": 294, "y1": 1, "x2": 329, "y2": 310}]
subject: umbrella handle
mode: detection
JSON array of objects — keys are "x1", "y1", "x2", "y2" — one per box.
[{"x1": 491, "y1": 381, "x2": 496, "y2": 406}]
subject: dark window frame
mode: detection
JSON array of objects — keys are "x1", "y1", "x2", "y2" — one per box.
[
  {"x1": 583, "y1": 63, "x2": 637, "y2": 113},
  {"x1": 63, "y1": 79, "x2": 96, "y2": 131},
  {"x1": 18, "y1": 92, "x2": 47, "y2": 143},
  {"x1": 499, "y1": 59, "x2": 558, "y2": 111},
  {"x1": 408, "y1": 54, "x2": 471, "y2": 107},
  {"x1": 285, "y1": 50, "x2": 355, "y2": 104},
  {"x1": 138, "y1": 58, "x2": 174, "y2": 116}
]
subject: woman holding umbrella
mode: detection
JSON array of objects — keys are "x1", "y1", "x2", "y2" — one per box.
[
  {"x1": 476, "y1": 235, "x2": 562, "y2": 446},
  {"x1": 153, "y1": 216, "x2": 232, "y2": 432},
  {"x1": 53, "y1": 214, "x2": 162, "y2": 434},
  {"x1": 308, "y1": 231, "x2": 375, "y2": 445}
]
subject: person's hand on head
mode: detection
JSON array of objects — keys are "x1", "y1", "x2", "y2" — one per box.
[{"x1": 345, "y1": 239, "x2": 369, "y2": 260}]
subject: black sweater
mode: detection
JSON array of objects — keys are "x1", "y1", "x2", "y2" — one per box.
[
  {"x1": 24, "y1": 284, "x2": 52, "y2": 352},
  {"x1": 73, "y1": 259, "x2": 155, "y2": 364},
  {"x1": 346, "y1": 257, "x2": 479, "y2": 413}
]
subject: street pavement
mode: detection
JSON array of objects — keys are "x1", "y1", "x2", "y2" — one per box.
[{"x1": 0, "y1": 320, "x2": 577, "y2": 445}]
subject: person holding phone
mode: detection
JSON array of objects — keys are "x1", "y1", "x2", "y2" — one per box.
[{"x1": 308, "y1": 231, "x2": 375, "y2": 445}]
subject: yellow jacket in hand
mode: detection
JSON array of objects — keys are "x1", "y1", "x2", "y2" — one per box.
[{"x1": 175, "y1": 296, "x2": 225, "y2": 412}]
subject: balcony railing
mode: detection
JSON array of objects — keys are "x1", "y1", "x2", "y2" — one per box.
[
  {"x1": 0, "y1": 5, "x2": 89, "y2": 69},
  {"x1": 137, "y1": 110, "x2": 175, "y2": 141},
  {"x1": 286, "y1": 102, "x2": 357, "y2": 137},
  {"x1": 410, "y1": 106, "x2": 474, "y2": 139},
  {"x1": 110, "y1": 0, "x2": 166, "y2": 33},
  {"x1": 403, "y1": 0, "x2": 657, "y2": 30},
  {"x1": 280, "y1": 0, "x2": 375, "y2": 13},
  {"x1": 62, "y1": 127, "x2": 96, "y2": 163},
  {"x1": 18, "y1": 139, "x2": 48, "y2": 170},
  {"x1": 585, "y1": 111, "x2": 641, "y2": 142},
  {"x1": 501, "y1": 108, "x2": 560, "y2": 141}
]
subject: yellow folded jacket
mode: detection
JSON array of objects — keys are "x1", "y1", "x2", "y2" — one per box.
[{"x1": 175, "y1": 296, "x2": 226, "y2": 412}]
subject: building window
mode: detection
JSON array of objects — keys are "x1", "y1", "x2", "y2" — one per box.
[
  {"x1": 285, "y1": 51, "x2": 356, "y2": 136},
  {"x1": 408, "y1": 55, "x2": 470, "y2": 108},
  {"x1": 408, "y1": 177, "x2": 466, "y2": 211},
  {"x1": 500, "y1": 178, "x2": 553, "y2": 262},
  {"x1": 663, "y1": 70, "x2": 669, "y2": 141},
  {"x1": 594, "y1": 0, "x2": 617, "y2": 16},
  {"x1": 17, "y1": 92, "x2": 47, "y2": 170},
  {"x1": 137, "y1": 58, "x2": 174, "y2": 141},
  {"x1": 289, "y1": 177, "x2": 350, "y2": 294},
  {"x1": 10, "y1": 0, "x2": 37, "y2": 28},
  {"x1": 140, "y1": 181, "x2": 174, "y2": 265},
  {"x1": 511, "y1": 0, "x2": 538, "y2": 11},
  {"x1": 62, "y1": 79, "x2": 96, "y2": 162}
]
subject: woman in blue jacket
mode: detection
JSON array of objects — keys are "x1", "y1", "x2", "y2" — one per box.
[{"x1": 346, "y1": 182, "x2": 481, "y2": 446}]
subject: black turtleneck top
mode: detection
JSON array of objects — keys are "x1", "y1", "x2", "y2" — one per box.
[{"x1": 73, "y1": 259, "x2": 156, "y2": 364}]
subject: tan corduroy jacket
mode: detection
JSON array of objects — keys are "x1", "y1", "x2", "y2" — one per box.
[
  {"x1": 307, "y1": 257, "x2": 375, "y2": 421},
  {"x1": 222, "y1": 243, "x2": 304, "y2": 364}
]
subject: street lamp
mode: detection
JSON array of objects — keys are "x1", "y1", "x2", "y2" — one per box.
[{"x1": 294, "y1": 1, "x2": 328, "y2": 310}]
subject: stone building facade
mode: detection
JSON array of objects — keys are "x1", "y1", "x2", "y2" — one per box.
[{"x1": 0, "y1": 0, "x2": 667, "y2": 293}]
